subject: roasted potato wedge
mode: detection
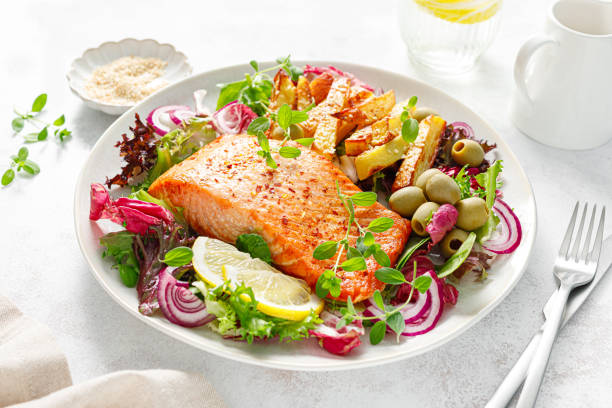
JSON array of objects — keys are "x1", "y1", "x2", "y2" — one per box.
[
  {"x1": 347, "y1": 87, "x2": 374, "y2": 107},
  {"x1": 309, "y1": 72, "x2": 334, "y2": 105},
  {"x1": 345, "y1": 127, "x2": 372, "y2": 156},
  {"x1": 300, "y1": 78, "x2": 351, "y2": 155},
  {"x1": 355, "y1": 135, "x2": 411, "y2": 180},
  {"x1": 269, "y1": 70, "x2": 297, "y2": 110},
  {"x1": 296, "y1": 76, "x2": 313, "y2": 111},
  {"x1": 392, "y1": 115, "x2": 446, "y2": 191},
  {"x1": 333, "y1": 90, "x2": 395, "y2": 127},
  {"x1": 344, "y1": 95, "x2": 407, "y2": 156}
]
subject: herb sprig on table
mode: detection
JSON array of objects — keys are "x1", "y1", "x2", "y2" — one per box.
[
  {"x1": 4, "y1": 93, "x2": 72, "y2": 187},
  {"x1": 12, "y1": 93, "x2": 72, "y2": 142},
  {"x1": 1, "y1": 147, "x2": 40, "y2": 186}
]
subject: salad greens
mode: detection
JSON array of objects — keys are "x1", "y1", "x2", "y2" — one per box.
[
  {"x1": 475, "y1": 160, "x2": 503, "y2": 243},
  {"x1": 137, "y1": 118, "x2": 217, "y2": 190},
  {"x1": 100, "y1": 231, "x2": 140, "y2": 287},
  {"x1": 195, "y1": 280, "x2": 320, "y2": 343},
  {"x1": 217, "y1": 56, "x2": 302, "y2": 116}
]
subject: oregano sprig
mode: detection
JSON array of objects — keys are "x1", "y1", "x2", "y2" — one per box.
[
  {"x1": 336, "y1": 261, "x2": 433, "y2": 345},
  {"x1": 247, "y1": 103, "x2": 310, "y2": 169},
  {"x1": 313, "y1": 183, "x2": 396, "y2": 299},
  {"x1": 400, "y1": 95, "x2": 419, "y2": 143},
  {"x1": 12, "y1": 93, "x2": 72, "y2": 142},
  {"x1": 2, "y1": 147, "x2": 41, "y2": 186}
]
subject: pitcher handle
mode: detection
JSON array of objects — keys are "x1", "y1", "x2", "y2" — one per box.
[{"x1": 514, "y1": 35, "x2": 557, "y2": 103}]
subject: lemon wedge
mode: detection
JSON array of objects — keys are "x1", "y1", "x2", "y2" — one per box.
[
  {"x1": 223, "y1": 265, "x2": 324, "y2": 321},
  {"x1": 192, "y1": 236, "x2": 323, "y2": 321},
  {"x1": 413, "y1": 0, "x2": 501, "y2": 24}
]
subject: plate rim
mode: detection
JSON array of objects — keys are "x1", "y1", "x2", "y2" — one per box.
[{"x1": 74, "y1": 60, "x2": 537, "y2": 371}]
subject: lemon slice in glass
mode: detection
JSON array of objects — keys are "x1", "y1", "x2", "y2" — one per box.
[
  {"x1": 413, "y1": 0, "x2": 501, "y2": 24},
  {"x1": 192, "y1": 236, "x2": 273, "y2": 286},
  {"x1": 223, "y1": 265, "x2": 324, "y2": 321}
]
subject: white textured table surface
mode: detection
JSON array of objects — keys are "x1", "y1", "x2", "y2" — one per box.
[{"x1": 2, "y1": 1, "x2": 612, "y2": 407}]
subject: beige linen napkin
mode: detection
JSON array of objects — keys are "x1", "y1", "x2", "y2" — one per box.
[{"x1": 0, "y1": 295, "x2": 225, "y2": 408}]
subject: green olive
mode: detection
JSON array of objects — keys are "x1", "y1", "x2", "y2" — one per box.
[
  {"x1": 270, "y1": 126, "x2": 285, "y2": 140},
  {"x1": 440, "y1": 228, "x2": 469, "y2": 258},
  {"x1": 425, "y1": 174, "x2": 461, "y2": 205},
  {"x1": 455, "y1": 197, "x2": 489, "y2": 231},
  {"x1": 451, "y1": 139, "x2": 485, "y2": 167},
  {"x1": 414, "y1": 168, "x2": 444, "y2": 190},
  {"x1": 412, "y1": 107, "x2": 438, "y2": 122},
  {"x1": 389, "y1": 186, "x2": 427, "y2": 218},
  {"x1": 411, "y1": 202, "x2": 440, "y2": 236},
  {"x1": 289, "y1": 124, "x2": 304, "y2": 140}
]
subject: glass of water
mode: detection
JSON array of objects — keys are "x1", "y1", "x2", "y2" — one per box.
[{"x1": 398, "y1": 0, "x2": 503, "y2": 74}]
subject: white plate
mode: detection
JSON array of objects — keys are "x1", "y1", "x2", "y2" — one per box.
[
  {"x1": 74, "y1": 61, "x2": 537, "y2": 371},
  {"x1": 67, "y1": 38, "x2": 193, "y2": 115}
]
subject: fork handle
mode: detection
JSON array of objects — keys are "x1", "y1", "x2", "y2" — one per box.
[
  {"x1": 516, "y1": 285, "x2": 571, "y2": 408},
  {"x1": 484, "y1": 331, "x2": 541, "y2": 408}
]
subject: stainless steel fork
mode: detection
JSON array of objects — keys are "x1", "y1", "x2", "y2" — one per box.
[{"x1": 516, "y1": 202, "x2": 606, "y2": 408}]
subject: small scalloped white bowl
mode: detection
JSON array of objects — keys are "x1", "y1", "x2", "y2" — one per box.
[{"x1": 67, "y1": 38, "x2": 193, "y2": 115}]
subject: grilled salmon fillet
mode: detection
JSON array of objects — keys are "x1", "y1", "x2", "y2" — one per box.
[{"x1": 149, "y1": 134, "x2": 410, "y2": 302}]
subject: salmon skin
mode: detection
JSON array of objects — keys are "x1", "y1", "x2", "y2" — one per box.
[{"x1": 149, "y1": 134, "x2": 410, "y2": 302}]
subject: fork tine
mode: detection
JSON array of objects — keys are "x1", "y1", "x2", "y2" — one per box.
[
  {"x1": 559, "y1": 201, "x2": 579, "y2": 258},
  {"x1": 569, "y1": 203, "x2": 588, "y2": 260},
  {"x1": 589, "y1": 206, "x2": 606, "y2": 264},
  {"x1": 580, "y1": 205, "x2": 597, "y2": 261}
]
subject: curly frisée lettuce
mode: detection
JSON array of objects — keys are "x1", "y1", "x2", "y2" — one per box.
[
  {"x1": 137, "y1": 117, "x2": 217, "y2": 190},
  {"x1": 192, "y1": 280, "x2": 321, "y2": 343}
]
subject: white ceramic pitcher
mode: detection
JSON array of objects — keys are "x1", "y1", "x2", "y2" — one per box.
[{"x1": 510, "y1": 0, "x2": 612, "y2": 150}]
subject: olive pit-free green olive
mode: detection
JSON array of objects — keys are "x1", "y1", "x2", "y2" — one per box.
[
  {"x1": 412, "y1": 107, "x2": 439, "y2": 122},
  {"x1": 270, "y1": 126, "x2": 285, "y2": 140},
  {"x1": 389, "y1": 186, "x2": 427, "y2": 218},
  {"x1": 411, "y1": 201, "x2": 440, "y2": 236},
  {"x1": 425, "y1": 173, "x2": 461, "y2": 205},
  {"x1": 455, "y1": 197, "x2": 489, "y2": 231},
  {"x1": 440, "y1": 228, "x2": 469, "y2": 258},
  {"x1": 451, "y1": 139, "x2": 485, "y2": 167},
  {"x1": 415, "y1": 168, "x2": 444, "y2": 190},
  {"x1": 289, "y1": 124, "x2": 304, "y2": 139}
]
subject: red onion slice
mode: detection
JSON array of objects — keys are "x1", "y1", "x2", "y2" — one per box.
[
  {"x1": 450, "y1": 121, "x2": 475, "y2": 139},
  {"x1": 157, "y1": 268, "x2": 215, "y2": 328},
  {"x1": 147, "y1": 105, "x2": 194, "y2": 135},
  {"x1": 363, "y1": 285, "x2": 431, "y2": 325},
  {"x1": 401, "y1": 271, "x2": 444, "y2": 336},
  {"x1": 482, "y1": 198, "x2": 522, "y2": 254}
]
